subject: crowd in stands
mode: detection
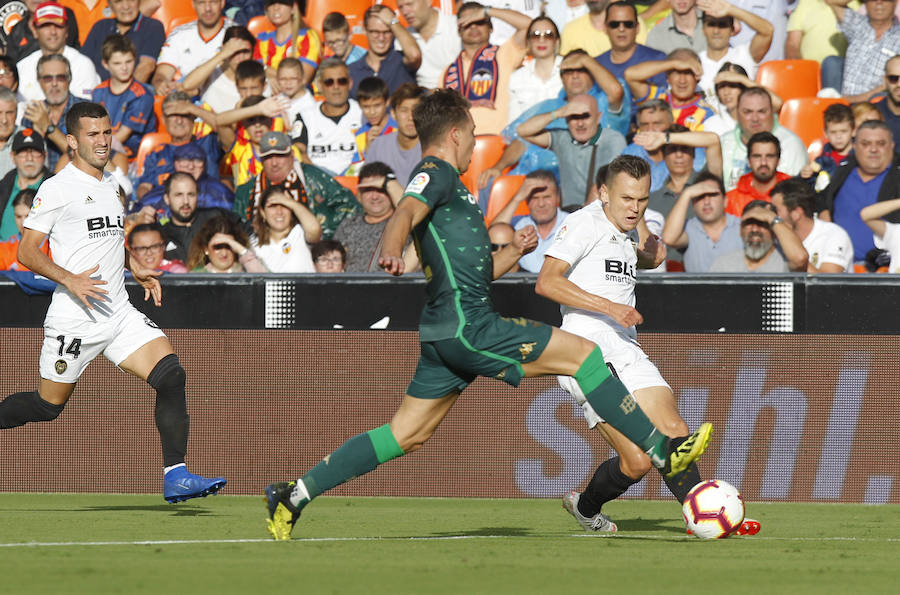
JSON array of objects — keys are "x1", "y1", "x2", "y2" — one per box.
[{"x1": 1, "y1": 0, "x2": 900, "y2": 276}]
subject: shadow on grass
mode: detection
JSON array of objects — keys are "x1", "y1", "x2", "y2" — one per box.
[
  {"x1": 75, "y1": 504, "x2": 216, "y2": 517},
  {"x1": 616, "y1": 517, "x2": 685, "y2": 534},
  {"x1": 426, "y1": 526, "x2": 534, "y2": 537}
]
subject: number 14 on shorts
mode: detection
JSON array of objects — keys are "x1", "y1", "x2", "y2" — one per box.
[{"x1": 56, "y1": 335, "x2": 82, "y2": 359}]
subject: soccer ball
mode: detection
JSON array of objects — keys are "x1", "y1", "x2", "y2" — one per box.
[{"x1": 682, "y1": 479, "x2": 745, "y2": 539}]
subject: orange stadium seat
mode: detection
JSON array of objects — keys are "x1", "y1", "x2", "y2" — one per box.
[
  {"x1": 135, "y1": 132, "x2": 172, "y2": 177},
  {"x1": 153, "y1": 95, "x2": 168, "y2": 135},
  {"x1": 484, "y1": 175, "x2": 526, "y2": 224},
  {"x1": 756, "y1": 60, "x2": 821, "y2": 102},
  {"x1": 779, "y1": 97, "x2": 849, "y2": 147},
  {"x1": 306, "y1": 0, "x2": 372, "y2": 49},
  {"x1": 460, "y1": 134, "x2": 507, "y2": 195},
  {"x1": 334, "y1": 175, "x2": 358, "y2": 194},
  {"x1": 248, "y1": 15, "x2": 275, "y2": 36},
  {"x1": 152, "y1": 2, "x2": 197, "y2": 35}
]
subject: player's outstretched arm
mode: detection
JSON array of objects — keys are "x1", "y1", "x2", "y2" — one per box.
[
  {"x1": 860, "y1": 197, "x2": 900, "y2": 238},
  {"x1": 492, "y1": 225, "x2": 537, "y2": 278},
  {"x1": 18, "y1": 228, "x2": 109, "y2": 309},
  {"x1": 536, "y1": 255, "x2": 643, "y2": 327},
  {"x1": 379, "y1": 196, "x2": 430, "y2": 276}
]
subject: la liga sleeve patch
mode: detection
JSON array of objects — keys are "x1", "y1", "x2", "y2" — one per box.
[{"x1": 406, "y1": 172, "x2": 430, "y2": 195}]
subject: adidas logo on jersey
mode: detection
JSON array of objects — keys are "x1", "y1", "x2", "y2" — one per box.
[{"x1": 85, "y1": 195, "x2": 94, "y2": 204}]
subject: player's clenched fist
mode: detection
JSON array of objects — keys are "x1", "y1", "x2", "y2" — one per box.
[{"x1": 513, "y1": 225, "x2": 538, "y2": 255}]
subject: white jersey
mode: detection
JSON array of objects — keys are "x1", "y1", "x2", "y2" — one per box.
[
  {"x1": 544, "y1": 201, "x2": 640, "y2": 341},
  {"x1": 251, "y1": 225, "x2": 315, "y2": 273},
  {"x1": 297, "y1": 99, "x2": 363, "y2": 175},
  {"x1": 409, "y1": 10, "x2": 461, "y2": 90},
  {"x1": 24, "y1": 163, "x2": 128, "y2": 321},
  {"x1": 804, "y1": 217, "x2": 853, "y2": 273},
  {"x1": 157, "y1": 18, "x2": 234, "y2": 81},
  {"x1": 879, "y1": 221, "x2": 900, "y2": 273}
]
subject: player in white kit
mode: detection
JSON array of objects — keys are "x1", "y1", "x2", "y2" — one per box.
[
  {"x1": 536, "y1": 155, "x2": 760, "y2": 535},
  {"x1": 0, "y1": 102, "x2": 226, "y2": 503}
]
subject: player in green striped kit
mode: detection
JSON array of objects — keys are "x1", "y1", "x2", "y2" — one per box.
[{"x1": 264, "y1": 89, "x2": 713, "y2": 540}]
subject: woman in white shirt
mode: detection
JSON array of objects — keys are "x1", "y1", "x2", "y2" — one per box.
[
  {"x1": 507, "y1": 15, "x2": 564, "y2": 124},
  {"x1": 251, "y1": 187, "x2": 322, "y2": 273}
]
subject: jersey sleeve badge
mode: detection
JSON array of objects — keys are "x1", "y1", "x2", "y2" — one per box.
[{"x1": 406, "y1": 172, "x2": 430, "y2": 195}]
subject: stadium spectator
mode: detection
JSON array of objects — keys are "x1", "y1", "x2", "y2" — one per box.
[
  {"x1": 635, "y1": 123, "x2": 723, "y2": 213},
  {"x1": 0, "y1": 88, "x2": 21, "y2": 177},
  {"x1": 770, "y1": 178, "x2": 854, "y2": 273},
  {"x1": 489, "y1": 169, "x2": 567, "y2": 273},
  {"x1": 507, "y1": 14, "x2": 563, "y2": 124},
  {"x1": 366, "y1": 82, "x2": 425, "y2": 184},
  {"x1": 181, "y1": 25, "x2": 256, "y2": 114},
  {"x1": 661, "y1": 171, "x2": 743, "y2": 272},
  {"x1": 160, "y1": 172, "x2": 238, "y2": 263},
  {"x1": 487, "y1": 220, "x2": 518, "y2": 272},
  {"x1": 278, "y1": 57, "x2": 317, "y2": 134},
  {"x1": 348, "y1": 5, "x2": 421, "y2": 98},
  {"x1": 321, "y1": 11, "x2": 366, "y2": 65},
  {"x1": 800, "y1": 103, "x2": 855, "y2": 190},
  {"x1": 725, "y1": 0, "x2": 789, "y2": 63},
  {"x1": 130, "y1": 143, "x2": 235, "y2": 223},
  {"x1": 0, "y1": 129, "x2": 49, "y2": 241},
  {"x1": 17, "y1": 2, "x2": 99, "y2": 101},
  {"x1": 725, "y1": 132, "x2": 791, "y2": 216},
  {"x1": 0, "y1": 56, "x2": 19, "y2": 94},
  {"x1": 253, "y1": 0, "x2": 321, "y2": 86},
  {"x1": 861, "y1": 194, "x2": 900, "y2": 272},
  {"x1": 311, "y1": 238, "x2": 347, "y2": 273},
  {"x1": 830, "y1": 0, "x2": 900, "y2": 101},
  {"x1": 701, "y1": 62, "x2": 784, "y2": 135},
  {"x1": 696, "y1": 0, "x2": 774, "y2": 95},
  {"x1": 126, "y1": 222, "x2": 188, "y2": 274},
  {"x1": 136, "y1": 91, "x2": 221, "y2": 199},
  {"x1": 353, "y1": 77, "x2": 397, "y2": 164},
  {"x1": 4, "y1": 0, "x2": 79, "y2": 63},
  {"x1": 545, "y1": 0, "x2": 590, "y2": 33},
  {"x1": 223, "y1": 94, "x2": 287, "y2": 185},
  {"x1": 518, "y1": 93, "x2": 626, "y2": 207},
  {"x1": 561, "y1": 0, "x2": 650, "y2": 57},
  {"x1": 709, "y1": 199, "x2": 808, "y2": 272},
  {"x1": 91, "y1": 34, "x2": 155, "y2": 159},
  {"x1": 442, "y1": 1, "x2": 530, "y2": 134},
  {"x1": 0, "y1": 189, "x2": 50, "y2": 270},
  {"x1": 481, "y1": 0, "x2": 541, "y2": 46},
  {"x1": 877, "y1": 56, "x2": 900, "y2": 145},
  {"x1": 720, "y1": 87, "x2": 808, "y2": 190},
  {"x1": 58, "y1": 0, "x2": 107, "y2": 45},
  {"x1": 398, "y1": 0, "x2": 461, "y2": 90},
  {"x1": 785, "y1": 0, "x2": 851, "y2": 91},
  {"x1": 646, "y1": 0, "x2": 707, "y2": 54},
  {"x1": 624, "y1": 48, "x2": 715, "y2": 131},
  {"x1": 819, "y1": 120, "x2": 900, "y2": 262},
  {"x1": 251, "y1": 186, "x2": 321, "y2": 272},
  {"x1": 851, "y1": 100, "x2": 884, "y2": 135},
  {"x1": 152, "y1": 0, "x2": 234, "y2": 96},
  {"x1": 232, "y1": 131, "x2": 359, "y2": 238},
  {"x1": 185, "y1": 213, "x2": 266, "y2": 273},
  {"x1": 595, "y1": 1, "x2": 666, "y2": 101},
  {"x1": 81, "y1": 0, "x2": 165, "y2": 83},
  {"x1": 292, "y1": 58, "x2": 362, "y2": 175},
  {"x1": 333, "y1": 162, "x2": 413, "y2": 272}
]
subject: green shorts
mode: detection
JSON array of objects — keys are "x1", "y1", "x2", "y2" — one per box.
[{"x1": 406, "y1": 314, "x2": 553, "y2": 399}]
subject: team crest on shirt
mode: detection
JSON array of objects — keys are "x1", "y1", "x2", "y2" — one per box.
[
  {"x1": 30, "y1": 196, "x2": 42, "y2": 212},
  {"x1": 282, "y1": 242, "x2": 292, "y2": 255},
  {"x1": 54, "y1": 359, "x2": 67, "y2": 374},
  {"x1": 406, "y1": 172, "x2": 430, "y2": 194},
  {"x1": 555, "y1": 225, "x2": 568, "y2": 241}
]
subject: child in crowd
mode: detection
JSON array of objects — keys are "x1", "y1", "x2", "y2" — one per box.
[
  {"x1": 322, "y1": 11, "x2": 366, "y2": 65},
  {"x1": 91, "y1": 34, "x2": 155, "y2": 158},
  {"x1": 278, "y1": 57, "x2": 317, "y2": 136},
  {"x1": 311, "y1": 239, "x2": 348, "y2": 273},
  {"x1": 354, "y1": 76, "x2": 397, "y2": 160},
  {"x1": 801, "y1": 103, "x2": 855, "y2": 191}
]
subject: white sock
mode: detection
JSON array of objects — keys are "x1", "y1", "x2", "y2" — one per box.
[
  {"x1": 289, "y1": 479, "x2": 311, "y2": 507},
  {"x1": 164, "y1": 463, "x2": 186, "y2": 476}
]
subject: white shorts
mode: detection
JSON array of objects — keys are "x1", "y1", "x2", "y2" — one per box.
[
  {"x1": 557, "y1": 331, "x2": 669, "y2": 428},
  {"x1": 40, "y1": 305, "x2": 166, "y2": 383}
]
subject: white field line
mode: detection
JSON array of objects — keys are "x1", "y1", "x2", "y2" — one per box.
[{"x1": 1, "y1": 534, "x2": 900, "y2": 548}]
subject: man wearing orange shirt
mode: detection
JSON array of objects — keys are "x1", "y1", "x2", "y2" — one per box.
[
  {"x1": 59, "y1": 0, "x2": 107, "y2": 45},
  {"x1": 725, "y1": 131, "x2": 790, "y2": 216}
]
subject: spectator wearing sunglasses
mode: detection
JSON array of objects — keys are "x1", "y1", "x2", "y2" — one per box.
[
  {"x1": 878, "y1": 55, "x2": 900, "y2": 145},
  {"x1": 348, "y1": 5, "x2": 421, "y2": 99},
  {"x1": 507, "y1": 15, "x2": 564, "y2": 123},
  {"x1": 696, "y1": 0, "x2": 774, "y2": 97},
  {"x1": 561, "y1": 0, "x2": 651, "y2": 58},
  {"x1": 441, "y1": 1, "x2": 531, "y2": 134},
  {"x1": 646, "y1": 0, "x2": 708, "y2": 55}
]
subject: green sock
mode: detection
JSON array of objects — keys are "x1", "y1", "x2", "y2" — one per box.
[
  {"x1": 575, "y1": 347, "x2": 668, "y2": 464},
  {"x1": 293, "y1": 424, "x2": 405, "y2": 507}
]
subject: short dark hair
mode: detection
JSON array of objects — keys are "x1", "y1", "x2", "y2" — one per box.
[
  {"x1": 224, "y1": 25, "x2": 255, "y2": 46},
  {"x1": 702, "y1": 12, "x2": 734, "y2": 27},
  {"x1": 663, "y1": 123, "x2": 694, "y2": 156},
  {"x1": 358, "y1": 161, "x2": 394, "y2": 181},
  {"x1": 164, "y1": 171, "x2": 196, "y2": 195},
  {"x1": 235, "y1": 59, "x2": 266, "y2": 83},
  {"x1": 605, "y1": 155, "x2": 651, "y2": 188},
  {"x1": 0, "y1": 56, "x2": 18, "y2": 87},
  {"x1": 101, "y1": 33, "x2": 136, "y2": 62},
  {"x1": 747, "y1": 131, "x2": 781, "y2": 159},
  {"x1": 457, "y1": 2, "x2": 486, "y2": 17},
  {"x1": 742, "y1": 199, "x2": 776, "y2": 216},
  {"x1": 771, "y1": 177, "x2": 815, "y2": 219},
  {"x1": 277, "y1": 57, "x2": 303, "y2": 74},
  {"x1": 856, "y1": 119, "x2": 892, "y2": 137},
  {"x1": 390, "y1": 82, "x2": 427, "y2": 110},
  {"x1": 823, "y1": 103, "x2": 854, "y2": 128},
  {"x1": 65, "y1": 102, "x2": 108, "y2": 136},
  {"x1": 311, "y1": 239, "x2": 346, "y2": 263},
  {"x1": 524, "y1": 169, "x2": 558, "y2": 193},
  {"x1": 12, "y1": 187, "x2": 37, "y2": 209},
  {"x1": 563, "y1": 48, "x2": 590, "y2": 61},
  {"x1": 738, "y1": 86, "x2": 772, "y2": 108},
  {"x1": 605, "y1": 1, "x2": 637, "y2": 22},
  {"x1": 128, "y1": 222, "x2": 165, "y2": 246},
  {"x1": 693, "y1": 171, "x2": 726, "y2": 195},
  {"x1": 413, "y1": 88, "x2": 470, "y2": 150},
  {"x1": 357, "y1": 76, "x2": 389, "y2": 102},
  {"x1": 322, "y1": 11, "x2": 349, "y2": 33}
]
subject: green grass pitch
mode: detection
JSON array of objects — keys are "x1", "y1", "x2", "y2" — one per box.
[{"x1": 1, "y1": 494, "x2": 898, "y2": 594}]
